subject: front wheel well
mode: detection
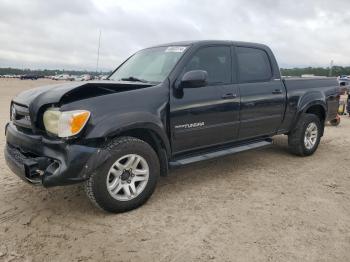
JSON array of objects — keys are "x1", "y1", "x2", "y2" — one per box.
[{"x1": 110, "y1": 129, "x2": 169, "y2": 176}]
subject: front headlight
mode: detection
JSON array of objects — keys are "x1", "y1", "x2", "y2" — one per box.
[
  {"x1": 43, "y1": 108, "x2": 90, "y2": 138},
  {"x1": 10, "y1": 104, "x2": 15, "y2": 121}
]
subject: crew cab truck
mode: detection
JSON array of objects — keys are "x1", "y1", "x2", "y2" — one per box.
[{"x1": 4, "y1": 41, "x2": 339, "y2": 213}]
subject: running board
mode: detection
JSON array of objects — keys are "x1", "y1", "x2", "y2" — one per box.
[{"x1": 169, "y1": 139, "x2": 272, "y2": 168}]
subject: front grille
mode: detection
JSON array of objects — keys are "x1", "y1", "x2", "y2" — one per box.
[{"x1": 12, "y1": 104, "x2": 33, "y2": 131}]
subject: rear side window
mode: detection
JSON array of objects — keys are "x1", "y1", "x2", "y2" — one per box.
[
  {"x1": 236, "y1": 47, "x2": 272, "y2": 83},
  {"x1": 184, "y1": 46, "x2": 231, "y2": 84}
]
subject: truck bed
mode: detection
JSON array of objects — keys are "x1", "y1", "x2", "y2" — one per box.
[
  {"x1": 279, "y1": 77, "x2": 340, "y2": 133},
  {"x1": 283, "y1": 77, "x2": 339, "y2": 90}
]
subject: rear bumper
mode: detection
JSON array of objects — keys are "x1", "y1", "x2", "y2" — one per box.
[{"x1": 4, "y1": 122, "x2": 103, "y2": 187}]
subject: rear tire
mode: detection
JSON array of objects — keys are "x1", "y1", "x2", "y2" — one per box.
[
  {"x1": 288, "y1": 114, "x2": 322, "y2": 156},
  {"x1": 85, "y1": 136, "x2": 160, "y2": 213}
]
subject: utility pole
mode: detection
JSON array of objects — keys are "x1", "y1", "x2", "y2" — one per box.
[
  {"x1": 329, "y1": 60, "x2": 334, "y2": 77},
  {"x1": 96, "y1": 29, "x2": 102, "y2": 74}
]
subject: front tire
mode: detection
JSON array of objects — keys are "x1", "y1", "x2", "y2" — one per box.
[
  {"x1": 288, "y1": 114, "x2": 322, "y2": 156},
  {"x1": 85, "y1": 137, "x2": 160, "y2": 213}
]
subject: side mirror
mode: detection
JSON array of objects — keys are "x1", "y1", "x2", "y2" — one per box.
[{"x1": 180, "y1": 70, "x2": 208, "y2": 88}]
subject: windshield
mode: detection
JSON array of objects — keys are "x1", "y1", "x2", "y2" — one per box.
[{"x1": 109, "y1": 46, "x2": 188, "y2": 83}]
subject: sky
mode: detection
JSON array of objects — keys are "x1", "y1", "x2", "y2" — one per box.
[{"x1": 0, "y1": 0, "x2": 350, "y2": 71}]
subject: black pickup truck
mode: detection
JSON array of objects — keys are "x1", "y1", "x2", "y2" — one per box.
[{"x1": 5, "y1": 40, "x2": 339, "y2": 213}]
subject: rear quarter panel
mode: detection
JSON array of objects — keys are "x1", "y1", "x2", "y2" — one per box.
[{"x1": 280, "y1": 77, "x2": 339, "y2": 132}]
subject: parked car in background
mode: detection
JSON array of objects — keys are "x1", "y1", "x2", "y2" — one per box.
[
  {"x1": 67, "y1": 75, "x2": 75, "y2": 81},
  {"x1": 20, "y1": 74, "x2": 39, "y2": 80},
  {"x1": 81, "y1": 74, "x2": 92, "y2": 81},
  {"x1": 52, "y1": 75, "x2": 62, "y2": 80},
  {"x1": 338, "y1": 75, "x2": 350, "y2": 92},
  {"x1": 73, "y1": 74, "x2": 92, "y2": 81},
  {"x1": 74, "y1": 75, "x2": 84, "y2": 81},
  {"x1": 52, "y1": 74, "x2": 73, "y2": 81},
  {"x1": 95, "y1": 75, "x2": 109, "y2": 80},
  {"x1": 339, "y1": 75, "x2": 350, "y2": 81},
  {"x1": 2, "y1": 74, "x2": 19, "y2": 78}
]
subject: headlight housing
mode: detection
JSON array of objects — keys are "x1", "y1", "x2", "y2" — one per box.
[
  {"x1": 43, "y1": 108, "x2": 90, "y2": 138},
  {"x1": 10, "y1": 104, "x2": 15, "y2": 121}
]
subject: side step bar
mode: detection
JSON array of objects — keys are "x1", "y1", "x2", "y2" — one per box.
[{"x1": 169, "y1": 139, "x2": 272, "y2": 168}]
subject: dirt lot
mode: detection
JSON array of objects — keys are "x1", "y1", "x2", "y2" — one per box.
[{"x1": 0, "y1": 78, "x2": 350, "y2": 262}]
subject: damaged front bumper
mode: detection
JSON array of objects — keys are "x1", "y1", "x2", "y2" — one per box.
[{"x1": 4, "y1": 122, "x2": 109, "y2": 187}]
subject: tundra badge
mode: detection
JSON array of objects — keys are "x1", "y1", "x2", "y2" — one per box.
[{"x1": 174, "y1": 122, "x2": 205, "y2": 129}]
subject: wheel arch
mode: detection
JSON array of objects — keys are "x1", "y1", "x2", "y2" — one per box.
[
  {"x1": 107, "y1": 126, "x2": 170, "y2": 176},
  {"x1": 304, "y1": 104, "x2": 326, "y2": 121},
  {"x1": 290, "y1": 88, "x2": 327, "y2": 134},
  {"x1": 291, "y1": 101, "x2": 327, "y2": 136}
]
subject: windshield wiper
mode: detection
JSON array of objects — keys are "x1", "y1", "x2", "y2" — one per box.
[{"x1": 119, "y1": 76, "x2": 149, "y2": 83}]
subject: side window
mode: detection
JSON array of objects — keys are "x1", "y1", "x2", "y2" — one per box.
[
  {"x1": 184, "y1": 46, "x2": 231, "y2": 84},
  {"x1": 236, "y1": 47, "x2": 272, "y2": 83}
]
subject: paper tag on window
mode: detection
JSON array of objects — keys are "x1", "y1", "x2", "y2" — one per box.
[{"x1": 165, "y1": 46, "x2": 187, "y2": 53}]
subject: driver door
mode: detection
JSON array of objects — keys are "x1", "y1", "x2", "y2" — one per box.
[{"x1": 170, "y1": 45, "x2": 240, "y2": 154}]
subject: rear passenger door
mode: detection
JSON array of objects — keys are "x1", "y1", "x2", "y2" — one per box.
[{"x1": 235, "y1": 46, "x2": 286, "y2": 140}]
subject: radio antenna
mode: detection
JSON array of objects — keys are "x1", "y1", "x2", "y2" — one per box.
[{"x1": 96, "y1": 29, "x2": 102, "y2": 74}]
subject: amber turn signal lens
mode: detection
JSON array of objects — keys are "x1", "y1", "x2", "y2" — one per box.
[{"x1": 70, "y1": 111, "x2": 90, "y2": 134}]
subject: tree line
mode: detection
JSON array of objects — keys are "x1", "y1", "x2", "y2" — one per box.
[
  {"x1": 0, "y1": 68, "x2": 112, "y2": 77},
  {"x1": 281, "y1": 66, "x2": 350, "y2": 77}
]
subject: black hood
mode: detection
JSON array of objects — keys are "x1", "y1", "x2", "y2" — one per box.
[
  {"x1": 13, "y1": 80, "x2": 153, "y2": 106},
  {"x1": 14, "y1": 81, "x2": 85, "y2": 106},
  {"x1": 12, "y1": 80, "x2": 153, "y2": 124}
]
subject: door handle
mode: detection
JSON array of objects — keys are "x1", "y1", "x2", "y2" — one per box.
[
  {"x1": 221, "y1": 93, "x2": 237, "y2": 99},
  {"x1": 272, "y1": 89, "x2": 282, "y2": 94}
]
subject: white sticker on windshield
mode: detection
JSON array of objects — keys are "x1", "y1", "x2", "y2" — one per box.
[{"x1": 165, "y1": 46, "x2": 187, "y2": 53}]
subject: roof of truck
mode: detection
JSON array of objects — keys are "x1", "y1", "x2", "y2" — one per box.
[{"x1": 151, "y1": 40, "x2": 269, "y2": 49}]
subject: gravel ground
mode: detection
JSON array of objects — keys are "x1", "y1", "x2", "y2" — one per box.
[{"x1": 0, "y1": 78, "x2": 350, "y2": 262}]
